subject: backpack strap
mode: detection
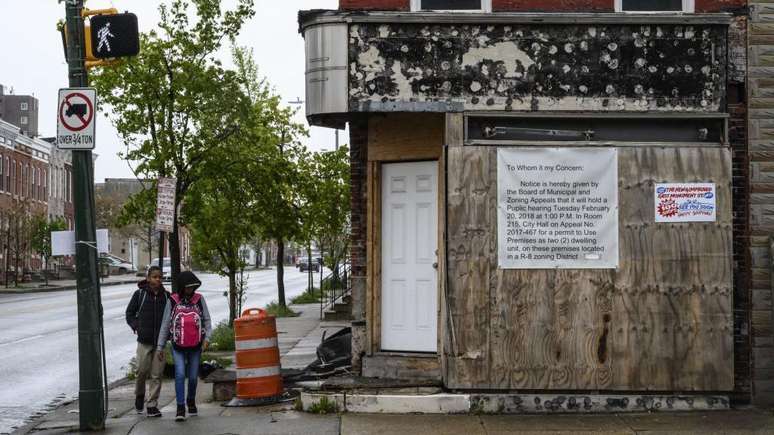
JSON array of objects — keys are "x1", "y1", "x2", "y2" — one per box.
[
  {"x1": 134, "y1": 290, "x2": 147, "y2": 320},
  {"x1": 170, "y1": 293, "x2": 181, "y2": 304},
  {"x1": 189, "y1": 293, "x2": 201, "y2": 305}
]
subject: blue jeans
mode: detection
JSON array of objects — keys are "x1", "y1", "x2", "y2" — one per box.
[{"x1": 171, "y1": 347, "x2": 201, "y2": 405}]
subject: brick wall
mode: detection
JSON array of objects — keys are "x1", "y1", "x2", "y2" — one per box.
[
  {"x1": 340, "y1": 0, "x2": 745, "y2": 12},
  {"x1": 748, "y1": 2, "x2": 774, "y2": 405},
  {"x1": 349, "y1": 116, "x2": 368, "y2": 373}
]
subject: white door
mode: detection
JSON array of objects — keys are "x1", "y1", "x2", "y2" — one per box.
[{"x1": 381, "y1": 161, "x2": 438, "y2": 352}]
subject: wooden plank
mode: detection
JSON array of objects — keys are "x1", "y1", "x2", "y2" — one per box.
[
  {"x1": 366, "y1": 162, "x2": 382, "y2": 355},
  {"x1": 445, "y1": 146, "x2": 492, "y2": 388},
  {"x1": 444, "y1": 146, "x2": 733, "y2": 391},
  {"x1": 614, "y1": 147, "x2": 733, "y2": 391},
  {"x1": 368, "y1": 113, "x2": 443, "y2": 162},
  {"x1": 438, "y1": 152, "x2": 448, "y2": 369},
  {"x1": 445, "y1": 113, "x2": 464, "y2": 147}
]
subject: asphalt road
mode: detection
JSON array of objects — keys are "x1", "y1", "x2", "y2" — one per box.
[{"x1": 0, "y1": 267, "x2": 322, "y2": 434}]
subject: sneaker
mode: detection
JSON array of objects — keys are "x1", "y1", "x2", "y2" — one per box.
[
  {"x1": 187, "y1": 402, "x2": 197, "y2": 416},
  {"x1": 175, "y1": 405, "x2": 186, "y2": 421},
  {"x1": 134, "y1": 396, "x2": 144, "y2": 414},
  {"x1": 146, "y1": 407, "x2": 161, "y2": 418}
]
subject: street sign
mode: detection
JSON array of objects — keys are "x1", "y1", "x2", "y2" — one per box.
[
  {"x1": 156, "y1": 177, "x2": 177, "y2": 233},
  {"x1": 57, "y1": 87, "x2": 96, "y2": 149},
  {"x1": 89, "y1": 13, "x2": 140, "y2": 59}
]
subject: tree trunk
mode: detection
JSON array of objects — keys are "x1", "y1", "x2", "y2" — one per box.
[
  {"x1": 147, "y1": 226, "x2": 153, "y2": 271},
  {"x1": 170, "y1": 213, "x2": 181, "y2": 293},
  {"x1": 228, "y1": 269, "x2": 237, "y2": 327},
  {"x1": 276, "y1": 238, "x2": 286, "y2": 308},
  {"x1": 44, "y1": 255, "x2": 49, "y2": 286},
  {"x1": 4, "y1": 227, "x2": 9, "y2": 288},
  {"x1": 307, "y1": 244, "x2": 313, "y2": 293}
]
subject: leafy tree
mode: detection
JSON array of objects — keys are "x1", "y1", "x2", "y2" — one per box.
[
  {"x1": 230, "y1": 45, "x2": 307, "y2": 309},
  {"x1": 308, "y1": 147, "x2": 351, "y2": 286},
  {"x1": 2, "y1": 202, "x2": 32, "y2": 287},
  {"x1": 30, "y1": 216, "x2": 68, "y2": 286},
  {"x1": 90, "y1": 0, "x2": 255, "y2": 289}
]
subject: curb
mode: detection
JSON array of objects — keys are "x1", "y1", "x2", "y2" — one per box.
[
  {"x1": 299, "y1": 392, "x2": 732, "y2": 414},
  {"x1": 0, "y1": 278, "x2": 139, "y2": 295}
]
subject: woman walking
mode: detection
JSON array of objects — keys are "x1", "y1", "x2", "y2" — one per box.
[{"x1": 156, "y1": 271, "x2": 212, "y2": 421}]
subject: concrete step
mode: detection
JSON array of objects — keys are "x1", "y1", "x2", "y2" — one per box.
[
  {"x1": 323, "y1": 310, "x2": 352, "y2": 321},
  {"x1": 333, "y1": 302, "x2": 350, "y2": 313}
]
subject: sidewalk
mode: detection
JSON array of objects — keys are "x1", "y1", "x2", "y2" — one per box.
[
  {"x1": 13, "y1": 304, "x2": 774, "y2": 434},
  {"x1": 0, "y1": 274, "x2": 139, "y2": 294},
  {"x1": 12, "y1": 303, "x2": 346, "y2": 435}
]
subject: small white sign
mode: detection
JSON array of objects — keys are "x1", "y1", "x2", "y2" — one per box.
[
  {"x1": 156, "y1": 177, "x2": 176, "y2": 232},
  {"x1": 56, "y1": 88, "x2": 96, "y2": 150},
  {"x1": 655, "y1": 183, "x2": 716, "y2": 222},
  {"x1": 497, "y1": 147, "x2": 619, "y2": 269},
  {"x1": 51, "y1": 229, "x2": 109, "y2": 256}
]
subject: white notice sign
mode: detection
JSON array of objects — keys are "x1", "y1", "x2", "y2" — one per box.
[
  {"x1": 654, "y1": 183, "x2": 716, "y2": 222},
  {"x1": 497, "y1": 148, "x2": 618, "y2": 269},
  {"x1": 155, "y1": 177, "x2": 177, "y2": 232}
]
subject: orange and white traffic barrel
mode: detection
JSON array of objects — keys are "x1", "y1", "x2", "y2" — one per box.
[{"x1": 234, "y1": 308, "x2": 283, "y2": 399}]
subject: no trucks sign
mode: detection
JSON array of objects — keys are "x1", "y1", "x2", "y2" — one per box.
[{"x1": 57, "y1": 88, "x2": 96, "y2": 150}]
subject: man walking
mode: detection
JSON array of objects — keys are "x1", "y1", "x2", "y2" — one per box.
[{"x1": 125, "y1": 266, "x2": 168, "y2": 417}]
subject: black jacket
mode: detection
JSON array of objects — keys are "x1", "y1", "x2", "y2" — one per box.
[{"x1": 125, "y1": 280, "x2": 169, "y2": 345}]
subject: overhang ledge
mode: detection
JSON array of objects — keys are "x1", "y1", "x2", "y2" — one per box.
[{"x1": 299, "y1": 10, "x2": 733, "y2": 32}]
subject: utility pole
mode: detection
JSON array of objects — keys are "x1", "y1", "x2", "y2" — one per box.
[{"x1": 63, "y1": 0, "x2": 106, "y2": 430}]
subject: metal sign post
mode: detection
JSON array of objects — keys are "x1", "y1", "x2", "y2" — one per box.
[{"x1": 63, "y1": 0, "x2": 106, "y2": 430}]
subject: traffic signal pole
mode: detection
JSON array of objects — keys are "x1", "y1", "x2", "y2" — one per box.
[{"x1": 63, "y1": 0, "x2": 106, "y2": 430}]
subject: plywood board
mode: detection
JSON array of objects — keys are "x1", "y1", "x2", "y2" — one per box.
[
  {"x1": 445, "y1": 146, "x2": 734, "y2": 391},
  {"x1": 368, "y1": 114, "x2": 443, "y2": 162}
]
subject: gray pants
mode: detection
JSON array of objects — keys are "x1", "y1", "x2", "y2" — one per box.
[{"x1": 135, "y1": 342, "x2": 165, "y2": 408}]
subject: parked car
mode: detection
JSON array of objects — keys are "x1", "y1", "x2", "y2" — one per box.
[
  {"x1": 99, "y1": 255, "x2": 136, "y2": 275},
  {"x1": 147, "y1": 257, "x2": 172, "y2": 281},
  {"x1": 299, "y1": 257, "x2": 321, "y2": 273}
]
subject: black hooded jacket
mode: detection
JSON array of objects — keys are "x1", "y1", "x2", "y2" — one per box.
[{"x1": 125, "y1": 280, "x2": 169, "y2": 345}]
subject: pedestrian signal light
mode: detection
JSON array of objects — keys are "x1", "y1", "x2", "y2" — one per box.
[{"x1": 89, "y1": 13, "x2": 139, "y2": 59}]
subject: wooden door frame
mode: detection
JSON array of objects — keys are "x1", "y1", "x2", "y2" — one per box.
[{"x1": 366, "y1": 159, "x2": 443, "y2": 355}]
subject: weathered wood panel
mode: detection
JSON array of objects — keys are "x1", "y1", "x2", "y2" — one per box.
[
  {"x1": 445, "y1": 147, "x2": 493, "y2": 388},
  {"x1": 368, "y1": 113, "x2": 443, "y2": 162},
  {"x1": 445, "y1": 146, "x2": 733, "y2": 391}
]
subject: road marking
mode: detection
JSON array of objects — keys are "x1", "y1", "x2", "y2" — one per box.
[{"x1": 0, "y1": 334, "x2": 45, "y2": 348}]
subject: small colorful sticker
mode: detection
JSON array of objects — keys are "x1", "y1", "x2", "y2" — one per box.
[{"x1": 654, "y1": 183, "x2": 716, "y2": 223}]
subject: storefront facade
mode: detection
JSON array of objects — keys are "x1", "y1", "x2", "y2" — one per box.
[{"x1": 299, "y1": 0, "x2": 763, "y2": 404}]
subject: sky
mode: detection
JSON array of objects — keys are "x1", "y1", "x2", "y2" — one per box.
[{"x1": 0, "y1": 0, "x2": 343, "y2": 182}]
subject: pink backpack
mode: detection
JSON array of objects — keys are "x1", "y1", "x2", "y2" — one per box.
[{"x1": 170, "y1": 293, "x2": 203, "y2": 348}]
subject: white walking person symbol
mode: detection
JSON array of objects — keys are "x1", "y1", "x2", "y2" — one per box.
[{"x1": 97, "y1": 22, "x2": 115, "y2": 53}]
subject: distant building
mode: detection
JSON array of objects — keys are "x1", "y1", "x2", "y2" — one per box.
[
  {"x1": 95, "y1": 178, "x2": 192, "y2": 272},
  {"x1": 0, "y1": 84, "x2": 39, "y2": 138}
]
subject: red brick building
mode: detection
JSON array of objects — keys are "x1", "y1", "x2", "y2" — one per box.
[{"x1": 299, "y1": 0, "x2": 770, "y2": 407}]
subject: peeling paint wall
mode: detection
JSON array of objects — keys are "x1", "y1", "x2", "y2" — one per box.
[{"x1": 349, "y1": 23, "x2": 727, "y2": 112}]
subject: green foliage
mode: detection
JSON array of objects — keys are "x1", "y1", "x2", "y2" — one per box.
[
  {"x1": 264, "y1": 301, "x2": 298, "y2": 318},
  {"x1": 308, "y1": 396, "x2": 339, "y2": 414},
  {"x1": 126, "y1": 357, "x2": 138, "y2": 381},
  {"x1": 208, "y1": 321, "x2": 235, "y2": 351},
  {"x1": 290, "y1": 289, "x2": 321, "y2": 304},
  {"x1": 296, "y1": 147, "x2": 351, "y2": 285},
  {"x1": 90, "y1": 0, "x2": 256, "y2": 286},
  {"x1": 30, "y1": 216, "x2": 67, "y2": 260}
]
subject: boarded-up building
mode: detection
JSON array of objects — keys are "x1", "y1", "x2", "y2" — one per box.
[{"x1": 298, "y1": 0, "x2": 770, "y2": 405}]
